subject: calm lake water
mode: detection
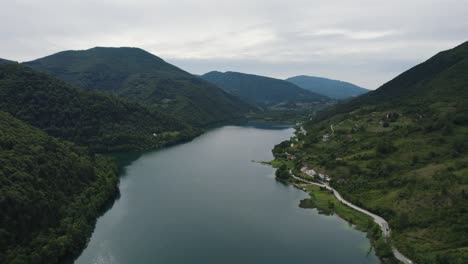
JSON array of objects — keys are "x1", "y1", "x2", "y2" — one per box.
[{"x1": 75, "y1": 124, "x2": 379, "y2": 264}]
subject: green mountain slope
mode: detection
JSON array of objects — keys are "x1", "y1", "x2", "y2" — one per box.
[
  {"x1": 0, "y1": 58, "x2": 16, "y2": 65},
  {"x1": 0, "y1": 111, "x2": 119, "y2": 264},
  {"x1": 320, "y1": 41, "x2": 468, "y2": 120},
  {"x1": 201, "y1": 71, "x2": 330, "y2": 106},
  {"x1": 276, "y1": 41, "x2": 468, "y2": 263},
  {"x1": 0, "y1": 63, "x2": 196, "y2": 152},
  {"x1": 23, "y1": 47, "x2": 252, "y2": 126},
  {"x1": 286, "y1": 75, "x2": 368, "y2": 99}
]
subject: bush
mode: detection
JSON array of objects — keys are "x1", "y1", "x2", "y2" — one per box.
[
  {"x1": 275, "y1": 164, "x2": 291, "y2": 180},
  {"x1": 376, "y1": 141, "x2": 397, "y2": 155}
]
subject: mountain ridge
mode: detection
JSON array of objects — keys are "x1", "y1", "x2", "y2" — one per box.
[
  {"x1": 23, "y1": 47, "x2": 253, "y2": 126},
  {"x1": 201, "y1": 70, "x2": 330, "y2": 106},
  {"x1": 286, "y1": 75, "x2": 368, "y2": 99},
  {"x1": 318, "y1": 40, "x2": 468, "y2": 120}
]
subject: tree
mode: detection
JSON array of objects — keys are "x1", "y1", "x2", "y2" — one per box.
[{"x1": 275, "y1": 164, "x2": 291, "y2": 180}]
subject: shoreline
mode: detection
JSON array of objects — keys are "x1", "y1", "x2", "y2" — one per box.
[
  {"x1": 63, "y1": 127, "x2": 209, "y2": 264},
  {"x1": 287, "y1": 170, "x2": 412, "y2": 264},
  {"x1": 268, "y1": 126, "x2": 413, "y2": 263}
]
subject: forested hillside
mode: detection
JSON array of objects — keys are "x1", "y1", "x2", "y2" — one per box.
[
  {"x1": 201, "y1": 71, "x2": 329, "y2": 106},
  {"x1": 0, "y1": 63, "x2": 197, "y2": 152},
  {"x1": 286, "y1": 75, "x2": 368, "y2": 99},
  {"x1": 276, "y1": 41, "x2": 468, "y2": 263},
  {"x1": 23, "y1": 47, "x2": 252, "y2": 126},
  {"x1": 0, "y1": 111, "x2": 119, "y2": 264}
]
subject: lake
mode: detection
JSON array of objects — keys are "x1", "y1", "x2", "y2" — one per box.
[{"x1": 75, "y1": 123, "x2": 379, "y2": 264}]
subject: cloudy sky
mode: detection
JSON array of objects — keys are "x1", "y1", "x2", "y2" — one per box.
[{"x1": 2, "y1": 0, "x2": 468, "y2": 88}]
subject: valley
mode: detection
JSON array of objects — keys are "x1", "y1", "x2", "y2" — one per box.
[{"x1": 1, "y1": 36, "x2": 467, "y2": 264}]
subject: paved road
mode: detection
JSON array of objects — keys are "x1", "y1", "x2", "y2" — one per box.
[{"x1": 289, "y1": 171, "x2": 413, "y2": 264}]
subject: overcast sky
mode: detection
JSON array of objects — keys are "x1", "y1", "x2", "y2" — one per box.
[{"x1": 2, "y1": 0, "x2": 468, "y2": 88}]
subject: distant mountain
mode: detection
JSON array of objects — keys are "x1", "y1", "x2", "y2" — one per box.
[
  {"x1": 277, "y1": 41, "x2": 468, "y2": 262},
  {"x1": 0, "y1": 110, "x2": 119, "y2": 263},
  {"x1": 23, "y1": 47, "x2": 252, "y2": 126},
  {"x1": 286, "y1": 75, "x2": 368, "y2": 99},
  {"x1": 0, "y1": 63, "x2": 196, "y2": 152},
  {"x1": 201, "y1": 71, "x2": 330, "y2": 106}
]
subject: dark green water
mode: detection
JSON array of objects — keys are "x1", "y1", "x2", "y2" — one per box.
[{"x1": 75, "y1": 124, "x2": 379, "y2": 264}]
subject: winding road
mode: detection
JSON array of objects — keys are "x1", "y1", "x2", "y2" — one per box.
[{"x1": 289, "y1": 170, "x2": 413, "y2": 264}]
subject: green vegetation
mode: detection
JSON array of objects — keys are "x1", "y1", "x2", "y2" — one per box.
[
  {"x1": 275, "y1": 41, "x2": 468, "y2": 263},
  {"x1": 0, "y1": 56, "x2": 206, "y2": 264},
  {"x1": 0, "y1": 111, "x2": 119, "y2": 264},
  {"x1": 201, "y1": 71, "x2": 330, "y2": 106},
  {"x1": 275, "y1": 164, "x2": 291, "y2": 180},
  {"x1": 0, "y1": 63, "x2": 198, "y2": 152},
  {"x1": 298, "y1": 185, "x2": 395, "y2": 262},
  {"x1": 272, "y1": 146, "x2": 395, "y2": 261},
  {"x1": 23, "y1": 47, "x2": 253, "y2": 126},
  {"x1": 286, "y1": 75, "x2": 368, "y2": 99}
]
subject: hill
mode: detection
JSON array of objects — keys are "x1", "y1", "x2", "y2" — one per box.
[
  {"x1": 0, "y1": 63, "x2": 196, "y2": 152},
  {"x1": 286, "y1": 75, "x2": 368, "y2": 99},
  {"x1": 0, "y1": 111, "x2": 119, "y2": 263},
  {"x1": 23, "y1": 47, "x2": 252, "y2": 126},
  {"x1": 319, "y1": 41, "x2": 468, "y2": 120},
  {"x1": 201, "y1": 71, "x2": 330, "y2": 106},
  {"x1": 274, "y1": 41, "x2": 468, "y2": 263}
]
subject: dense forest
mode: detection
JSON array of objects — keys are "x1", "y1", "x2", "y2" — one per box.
[
  {"x1": 0, "y1": 63, "x2": 198, "y2": 152},
  {"x1": 0, "y1": 111, "x2": 119, "y2": 263},
  {"x1": 23, "y1": 47, "x2": 253, "y2": 126},
  {"x1": 201, "y1": 71, "x2": 330, "y2": 106},
  {"x1": 276, "y1": 41, "x2": 468, "y2": 263}
]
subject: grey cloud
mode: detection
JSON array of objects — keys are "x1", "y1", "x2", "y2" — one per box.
[{"x1": 1, "y1": 0, "x2": 467, "y2": 88}]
